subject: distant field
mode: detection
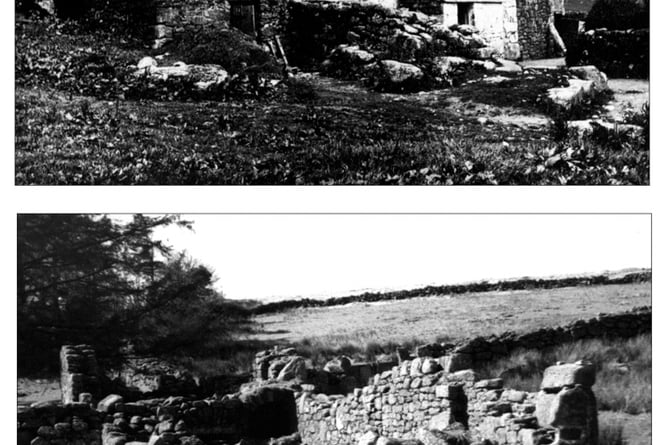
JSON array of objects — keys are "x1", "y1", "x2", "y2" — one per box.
[{"x1": 251, "y1": 283, "x2": 650, "y2": 348}]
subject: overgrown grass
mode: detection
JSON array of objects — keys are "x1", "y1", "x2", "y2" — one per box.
[
  {"x1": 599, "y1": 415, "x2": 626, "y2": 445},
  {"x1": 478, "y1": 334, "x2": 651, "y2": 414}
]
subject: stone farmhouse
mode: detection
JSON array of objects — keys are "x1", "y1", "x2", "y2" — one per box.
[{"x1": 152, "y1": 0, "x2": 567, "y2": 60}]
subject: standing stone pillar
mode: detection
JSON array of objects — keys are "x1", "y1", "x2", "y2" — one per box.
[
  {"x1": 535, "y1": 361, "x2": 598, "y2": 445},
  {"x1": 60, "y1": 344, "x2": 101, "y2": 404}
]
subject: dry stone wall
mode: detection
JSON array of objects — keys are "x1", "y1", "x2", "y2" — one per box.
[
  {"x1": 253, "y1": 270, "x2": 650, "y2": 315},
  {"x1": 296, "y1": 360, "x2": 597, "y2": 445},
  {"x1": 452, "y1": 306, "x2": 651, "y2": 366},
  {"x1": 18, "y1": 402, "x2": 103, "y2": 445},
  {"x1": 153, "y1": 0, "x2": 230, "y2": 48}
]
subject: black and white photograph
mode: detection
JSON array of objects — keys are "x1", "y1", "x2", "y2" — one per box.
[
  {"x1": 14, "y1": 0, "x2": 649, "y2": 185},
  {"x1": 16, "y1": 214, "x2": 651, "y2": 445}
]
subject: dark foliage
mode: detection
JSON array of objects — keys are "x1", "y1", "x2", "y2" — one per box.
[
  {"x1": 17, "y1": 215, "x2": 249, "y2": 374},
  {"x1": 167, "y1": 28, "x2": 281, "y2": 77},
  {"x1": 585, "y1": 0, "x2": 648, "y2": 30},
  {"x1": 566, "y1": 28, "x2": 648, "y2": 78}
]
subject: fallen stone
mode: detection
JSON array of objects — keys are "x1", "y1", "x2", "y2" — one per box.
[
  {"x1": 358, "y1": 430, "x2": 379, "y2": 445},
  {"x1": 421, "y1": 358, "x2": 442, "y2": 374},
  {"x1": 541, "y1": 362, "x2": 596, "y2": 391},
  {"x1": 376, "y1": 60, "x2": 424, "y2": 92},
  {"x1": 568, "y1": 65, "x2": 608, "y2": 91},
  {"x1": 36, "y1": 0, "x2": 55, "y2": 14},
  {"x1": 277, "y1": 356, "x2": 307, "y2": 382},
  {"x1": 546, "y1": 79, "x2": 595, "y2": 111},
  {"x1": 98, "y1": 395, "x2": 123, "y2": 413},
  {"x1": 137, "y1": 57, "x2": 159, "y2": 70}
]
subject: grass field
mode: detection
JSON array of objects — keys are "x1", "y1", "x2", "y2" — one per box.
[{"x1": 251, "y1": 282, "x2": 650, "y2": 352}]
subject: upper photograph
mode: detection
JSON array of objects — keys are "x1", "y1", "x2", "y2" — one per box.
[{"x1": 15, "y1": 0, "x2": 649, "y2": 185}]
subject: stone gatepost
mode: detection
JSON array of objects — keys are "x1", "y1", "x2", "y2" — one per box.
[
  {"x1": 60, "y1": 344, "x2": 101, "y2": 404},
  {"x1": 535, "y1": 361, "x2": 598, "y2": 445}
]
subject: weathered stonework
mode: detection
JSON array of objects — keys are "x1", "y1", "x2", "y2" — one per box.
[
  {"x1": 296, "y1": 359, "x2": 598, "y2": 445},
  {"x1": 60, "y1": 344, "x2": 101, "y2": 404},
  {"x1": 404, "y1": 0, "x2": 564, "y2": 59},
  {"x1": 153, "y1": 0, "x2": 230, "y2": 48}
]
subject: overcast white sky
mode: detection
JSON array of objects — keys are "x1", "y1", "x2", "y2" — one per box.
[{"x1": 140, "y1": 214, "x2": 650, "y2": 302}]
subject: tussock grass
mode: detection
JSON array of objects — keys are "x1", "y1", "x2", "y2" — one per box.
[
  {"x1": 599, "y1": 414, "x2": 626, "y2": 445},
  {"x1": 478, "y1": 334, "x2": 651, "y2": 414}
]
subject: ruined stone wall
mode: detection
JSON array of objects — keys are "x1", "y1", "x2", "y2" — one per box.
[
  {"x1": 153, "y1": 0, "x2": 230, "y2": 47},
  {"x1": 296, "y1": 368, "x2": 473, "y2": 444},
  {"x1": 296, "y1": 361, "x2": 597, "y2": 445},
  {"x1": 19, "y1": 385, "x2": 299, "y2": 445},
  {"x1": 18, "y1": 402, "x2": 102, "y2": 445}
]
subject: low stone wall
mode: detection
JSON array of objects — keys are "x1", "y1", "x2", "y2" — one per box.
[
  {"x1": 20, "y1": 385, "x2": 299, "y2": 445},
  {"x1": 566, "y1": 28, "x2": 649, "y2": 79},
  {"x1": 18, "y1": 402, "x2": 102, "y2": 445},
  {"x1": 253, "y1": 270, "x2": 650, "y2": 315},
  {"x1": 453, "y1": 306, "x2": 651, "y2": 365}
]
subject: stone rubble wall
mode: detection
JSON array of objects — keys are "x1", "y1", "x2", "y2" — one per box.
[
  {"x1": 19, "y1": 385, "x2": 299, "y2": 445},
  {"x1": 18, "y1": 402, "x2": 103, "y2": 445},
  {"x1": 153, "y1": 0, "x2": 230, "y2": 48}
]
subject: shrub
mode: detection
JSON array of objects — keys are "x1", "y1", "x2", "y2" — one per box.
[
  {"x1": 585, "y1": 0, "x2": 649, "y2": 30},
  {"x1": 168, "y1": 28, "x2": 281, "y2": 77}
]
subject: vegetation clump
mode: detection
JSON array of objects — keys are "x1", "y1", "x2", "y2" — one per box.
[{"x1": 585, "y1": 0, "x2": 649, "y2": 30}]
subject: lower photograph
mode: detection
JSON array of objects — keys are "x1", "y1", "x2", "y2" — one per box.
[{"x1": 17, "y1": 214, "x2": 651, "y2": 445}]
